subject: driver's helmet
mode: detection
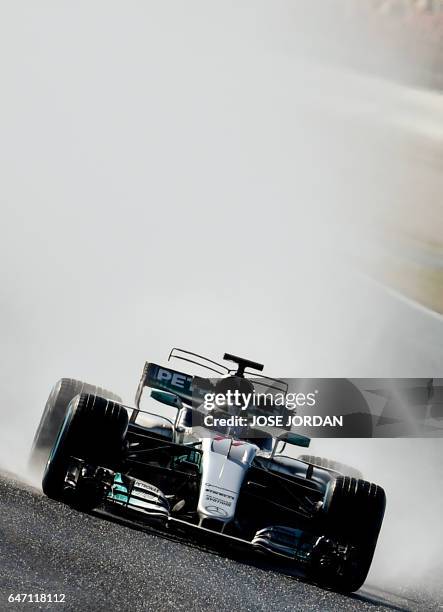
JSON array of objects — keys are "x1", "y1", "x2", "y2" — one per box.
[{"x1": 213, "y1": 375, "x2": 255, "y2": 415}]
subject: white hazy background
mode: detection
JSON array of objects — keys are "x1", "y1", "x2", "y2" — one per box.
[{"x1": 0, "y1": 1, "x2": 442, "y2": 598}]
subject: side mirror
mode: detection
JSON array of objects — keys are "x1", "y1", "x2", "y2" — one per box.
[
  {"x1": 151, "y1": 390, "x2": 182, "y2": 409},
  {"x1": 271, "y1": 430, "x2": 310, "y2": 459},
  {"x1": 279, "y1": 431, "x2": 311, "y2": 448}
]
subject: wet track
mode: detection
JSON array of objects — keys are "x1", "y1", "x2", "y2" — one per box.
[{"x1": 0, "y1": 473, "x2": 439, "y2": 612}]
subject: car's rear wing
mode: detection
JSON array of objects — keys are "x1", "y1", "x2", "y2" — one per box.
[
  {"x1": 134, "y1": 362, "x2": 209, "y2": 412},
  {"x1": 132, "y1": 359, "x2": 296, "y2": 443},
  {"x1": 141, "y1": 362, "x2": 193, "y2": 402}
]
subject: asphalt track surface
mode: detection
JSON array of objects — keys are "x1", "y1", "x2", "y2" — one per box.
[{"x1": 1, "y1": 473, "x2": 441, "y2": 612}]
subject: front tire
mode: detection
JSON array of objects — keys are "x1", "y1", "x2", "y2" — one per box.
[
  {"x1": 42, "y1": 393, "x2": 128, "y2": 506},
  {"x1": 311, "y1": 476, "x2": 386, "y2": 592},
  {"x1": 30, "y1": 378, "x2": 122, "y2": 475}
]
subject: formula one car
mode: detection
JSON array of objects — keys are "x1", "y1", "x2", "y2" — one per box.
[{"x1": 30, "y1": 349, "x2": 386, "y2": 593}]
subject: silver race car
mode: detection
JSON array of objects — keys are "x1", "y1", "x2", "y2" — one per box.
[{"x1": 30, "y1": 349, "x2": 386, "y2": 593}]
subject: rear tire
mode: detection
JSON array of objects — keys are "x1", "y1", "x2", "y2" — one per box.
[
  {"x1": 298, "y1": 455, "x2": 363, "y2": 479},
  {"x1": 42, "y1": 393, "x2": 128, "y2": 506},
  {"x1": 311, "y1": 476, "x2": 386, "y2": 592},
  {"x1": 30, "y1": 379, "x2": 122, "y2": 475}
]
